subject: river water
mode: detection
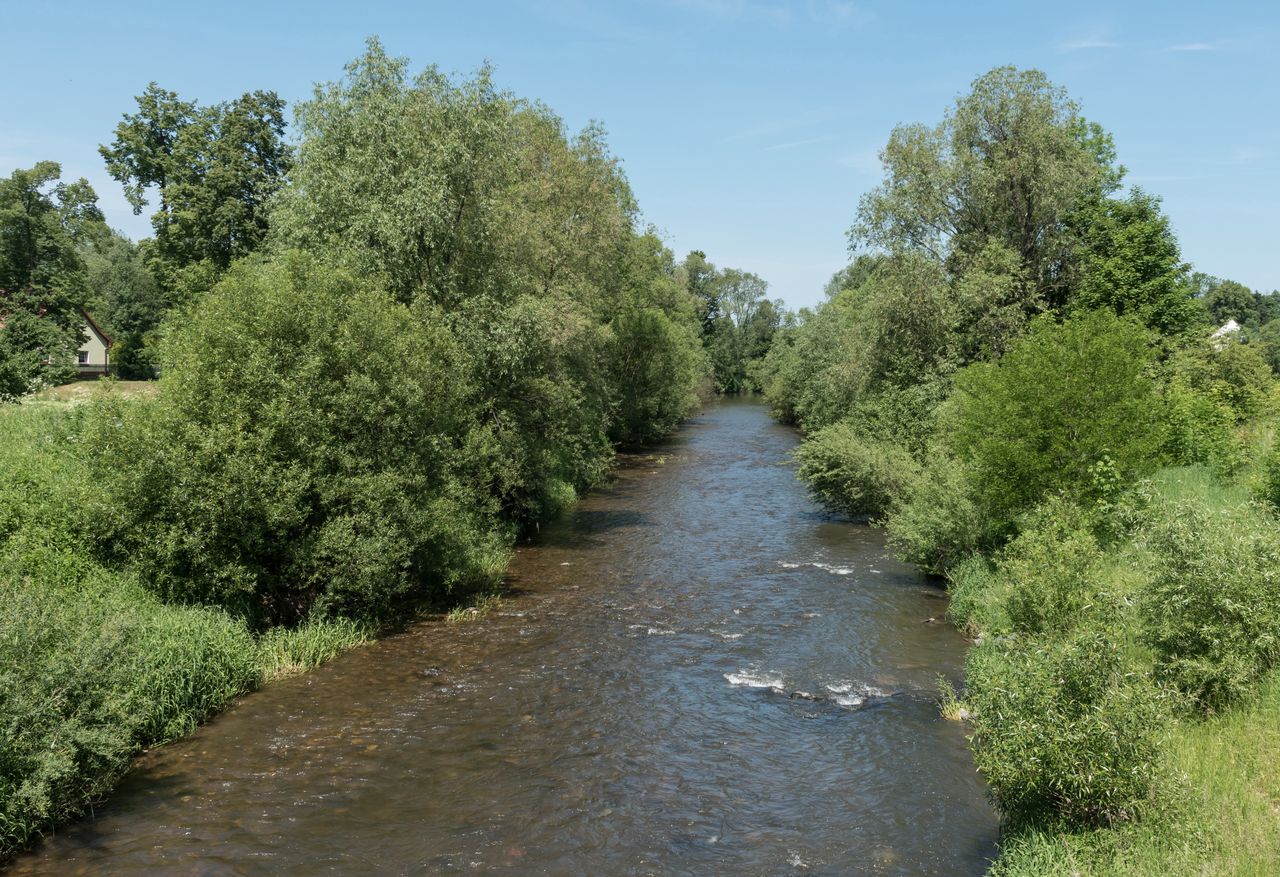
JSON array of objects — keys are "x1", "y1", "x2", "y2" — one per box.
[{"x1": 10, "y1": 398, "x2": 996, "y2": 876}]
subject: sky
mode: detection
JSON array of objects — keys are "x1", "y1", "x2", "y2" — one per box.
[{"x1": 2, "y1": 0, "x2": 1277, "y2": 311}]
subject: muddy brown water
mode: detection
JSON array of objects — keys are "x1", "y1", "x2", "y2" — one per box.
[{"x1": 10, "y1": 397, "x2": 997, "y2": 876}]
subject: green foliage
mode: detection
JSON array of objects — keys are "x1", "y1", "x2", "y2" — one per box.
[
  {"x1": 0, "y1": 404, "x2": 259, "y2": 858},
  {"x1": 1141, "y1": 497, "x2": 1280, "y2": 713},
  {"x1": 1068, "y1": 189, "x2": 1199, "y2": 339},
  {"x1": 100, "y1": 83, "x2": 290, "y2": 279},
  {"x1": 987, "y1": 671, "x2": 1280, "y2": 877},
  {"x1": 853, "y1": 66, "x2": 1118, "y2": 307},
  {"x1": 609, "y1": 302, "x2": 704, "y2": 444},
  {"x1": 1204, "y1": 279, "x2": 1257, "y2": 327},
  {"x1": 942, "y1": 310, "x2": 1161, "y2": 531},
  {"x1": 85, "y1": 254, "x2": 508, "y2": 623},
  {"x1": 0, "y1": 297, "x2": 79, "y2": 401},
  {"x1": 792, "y1": 421, "x2": 919, "y2": 518},
  {"x1": 0, "y1": 161, "x2": 104, "y2": 295},
  {"x1": 756, "y1": 252, "x2": 955, "y2": 434},
  {"x1": 0, "y1": 553, "x2": 259, "y2": 856},
  {"x1": 699, "y1": 266, "x2": 781, "y2": 393},
  {"x1": 256, "y1": 617, "x2": 373, "y2": 681},
  {"x1": 966, "y1": 632, "x2": 1169, "y2": 828},
  {"x1": 999, "y1": 499, "x2": 1111, "y2": 637},
  {"x1": 1158, "y1": 377, "x2": 1241, "y2": 473},
  {"x1": 1165, "y1": 339, "x2": 1273, "y2": 423},
  {"x1": 945, "y1": 554, "x2": 1007, "y2": 636},
  {"x1": 885, "y1": 449, "x2": 991, "y2": 574}
]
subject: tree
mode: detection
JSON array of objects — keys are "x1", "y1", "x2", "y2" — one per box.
[
  {"x1": 0, "y1": 161, "x2": 104, "y2": 294},
  {"x1": 100, "y1": 83, "x2": 291, "y2": 283},
  {"x1": 1204, "y1": 279, "x2": 1257, "y2": 327},
  {"x1": 679, "y1": 250, "x2": 720, "y2": 337},
  {"x1": 87, "y1": 253, "x2": 503, "y2": 623},
  {"x1": 270, "y1": 40, "x2": 518, "y2": 307},
  {"x1": 941, "y1": 310, "x2": 1161, "y2": 531},
  {"x1": 1068, "y1": 189, "x2": 1199, "y2": 338},
  {"x1": 81, "y1": 232, "x2": 169, "y2": 378},
  {"x1": 853, "y1": 66, "x2": 1119, "y2": 311},
  {"x1": 0, "y1": 163, "x2": 102, "y2": 396}
]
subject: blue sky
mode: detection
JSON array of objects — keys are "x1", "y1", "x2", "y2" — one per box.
[{"x1": 2, "y1": 0, "x2": 1276, "y2": 310}]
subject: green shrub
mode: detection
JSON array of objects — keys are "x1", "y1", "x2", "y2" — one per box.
[
  {"x1": 1159, "y1": 378, "x2": 1242, "y2": 473},
  {"x1": 886, "y1": 449, "x2": 994, "y2": 575},
  {"x1": 966, "y1": 632, "x2": 1169, "y2": 828},
  {"x1": 1141, "y1": 498, "x2": 1280, "y2": 713},
  {"x1": 0, "y1": 541, "x2": 258, "y2": 857},
  {"x1": 946, "y1": 554, "x2": 1008, "y2": 636},
  {"x1": 84, "y1": 254, "x2": 508, "y2": 624},
  {"x1": 793, "y1": 421, "x2": 919, "y2": 518},
  {"x1": 1000, "y1": 499, "x2": 1111, "y2": 637},
  {"x1": 941, "y1": 310, "x2": 1162, "y2": 533}
]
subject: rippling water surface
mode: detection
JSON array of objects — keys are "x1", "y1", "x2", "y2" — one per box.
[{"x1": 10, "y1": 398, "x2": 997, "y2": 876}]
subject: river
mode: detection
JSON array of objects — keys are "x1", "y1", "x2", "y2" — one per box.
[{"x1": 10, "y1": 397, "x2": 997, "y2": 876}]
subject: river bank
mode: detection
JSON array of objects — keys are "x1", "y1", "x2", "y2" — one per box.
[{"x1": 8, "y1": 397, "x2": 996, "y2": 875}]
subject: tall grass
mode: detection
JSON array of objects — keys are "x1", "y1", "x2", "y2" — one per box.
[
  {"x1": 0, "y1": 402, "x2": 371, "y2": 860},
  {"x1": 989, "y1": 671, "x2": 1280, "y2": 876}
]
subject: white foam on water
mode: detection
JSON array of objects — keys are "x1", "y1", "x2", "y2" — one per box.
[
  {"x1": 717, "y1": 632, "x2": 744, "y2": 640},
  {"x1": 802, "y1": 612, "x2": 822, "y2": 619},
  {"x1": 724, "y1": 670, "x2": 785, "y2": 691},
  {"x1": 811, "y1": 562, "x2": 853, "y2": 575},
  {"x1": 787, "y1": 850, "x2": 810, "y2": 869},
  {"x1": 647, "y1": 627, "x2": 675, "y2": 636},
  {"x1": 831, "y1": 693, "x2": 867, "y2": 708},
  {"x1": 776, "y1": 561, "x2": 803, "y2": 569}
]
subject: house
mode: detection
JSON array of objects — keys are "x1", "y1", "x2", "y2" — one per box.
[
  {"x1": 76, "y1": 308, "x2": 112, "y2": 378},
  {"x1": 1211, "y1": 319, "x2": 1241, "y2": 350}
]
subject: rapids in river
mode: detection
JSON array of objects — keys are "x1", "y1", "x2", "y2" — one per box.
[{"x1": 10, "y1": 397, "x2": 997, "y2": 875}]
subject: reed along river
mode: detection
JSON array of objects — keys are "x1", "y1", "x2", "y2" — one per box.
[{"x1": 10, "y1": 397, "x2": 997, "y2": 876}]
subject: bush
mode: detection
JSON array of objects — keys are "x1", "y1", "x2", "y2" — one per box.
[
  {"x1": 946, "y1": 554, "x2": 1007, "y2": 636},
  {"x1": 793, "y1": 421, "x2": 919, "y2": 518},
  {"x1": 886, "y1": 449, "x2": 994, "y2": 575},
  {"x1": 1141, "y1": 497, "x2": 1280, "y2": 713},
  {"x1": 85, "y1": 254, "x2": 508, "y2": 624},
  {"x1": 966, "y1": 632, "x2": 1169, "y2": 828},
  {"x1": 941, "y1": 310, "x2": 1162, "y2": 533},
  {"x1": 1000, "y1": 499, "x2": 1111, "y2": 637},
  {"x1": 0, "y1": 541, "x2": 258, "y2": 857},
  {"x1": 1159, "y1": 378, "x2": 1241, "y2": 473}
]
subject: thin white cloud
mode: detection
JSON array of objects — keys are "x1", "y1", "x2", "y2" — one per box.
[
  {"x1": 837, "y1": 147, "x2": 881, "y2": 176},
  {"x1": 764, "y1": 135, "x2": 836, "y2": 152},
  {"x1": 1058, "y1": 35, "x2": 1120, "y2": 51},
  {"x1": 1165, "y1": 39, "x2": 1235, "y2": 52}
]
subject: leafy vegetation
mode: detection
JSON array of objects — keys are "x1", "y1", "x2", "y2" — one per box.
[
  {"x1": 0, "y1": 39, "x2": 744, "y2": 859},
  {"x1": 760, "y1": 64, "x2": 1280, "y2": 875}
]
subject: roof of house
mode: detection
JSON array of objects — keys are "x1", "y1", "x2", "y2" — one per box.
[
  {"x1": 79, "y1": 306, "x2": 112, "y2": 347},
  {"x1": 0, "y1": 289, "x2": 111, "y2": 347}
]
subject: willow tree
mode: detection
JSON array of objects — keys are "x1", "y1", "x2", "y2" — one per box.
[
  {"x1": 852, "y1": 66, "x2": 1119, "y2": 315},
  {"x1": 270, "y1": 39, "x2": 706, "y2": 527}
]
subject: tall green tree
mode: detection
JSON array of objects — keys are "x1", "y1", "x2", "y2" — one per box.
[
  {"x1": 0, "y1": 161, "x2": 104, "y2": 294},
  {"x1": 852, "y1": 66, "x2": 1120, "y2": 315},
  {"x1": 100, "y1": 83, "x2": 291, "y2": 283},
  {"x1": 1068, "y1": 189, "x2": 1199, "y2": 338},
  {"x1": 0, "y1": 162, "x2": 104, "y2": 397}
]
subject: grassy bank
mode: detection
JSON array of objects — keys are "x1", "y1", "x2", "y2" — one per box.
[
  {"x1": 0, "y1": 399, "x2": 373, "y2": 859},
  {"x1": 945, "y1": 465, "x2": 1280, "y2": 875},
  {"x1": 990, "y1": 671, "x2": 1280, "y2": 876}
]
